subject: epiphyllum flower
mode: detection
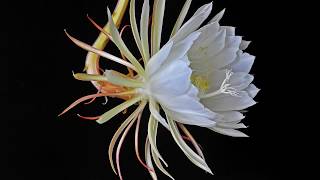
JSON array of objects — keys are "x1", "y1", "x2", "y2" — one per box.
[
  {"x1": 188, "y1": 9, "x2": 259, "y2": 137},
  {"x1": 60, "y1": 0, "x2": 258, "y2": 179}
]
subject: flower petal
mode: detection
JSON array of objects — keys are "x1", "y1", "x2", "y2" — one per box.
[
  {"x1": 149, "y1": 59, "x2": 192, "y2": 96},
  {"x1": 215, "y1": 111, "x2": 245, "y2": 123},
  {"x1": 129, "y1": 0, "x2": 144, "y2": 61},
  {"x1": 145, "y1": 139, "x2": 158, "y2": 180},
  {"x1": 204, "y1": 69, "x2": 226, "y2": 92},
  {"x1": 216, "y1": 122, "x2": 247, "y2": 129},
  {"x1": 148, "y1": 116, "x2": 175, "y2": 179},
  {"x1": 148, "y1": 31, "x2": 200, "y2": 75},
  {"x1": 106, "y1": 9, "x2": 145, "y2": 75},
  {"x1": 170, "y1": 0, "x2": 192, "y2": 37},
  {"x1": 211, "y1": 35, "x2": 242, "y2": 68},
  {"x1": 209, "y1": 127, "x2": 248, "y2": 137},
  {"x1": 167, "y1": 32, "x2": 201, "y2": 61},
  {"x1": 148, "y1": 114, "x2": 168, "y2": 166},
  {"x1": 145, "y1": 42, "x2": 173, "y2": 77},
  {"x1": 222, "y1": 26, "x2": 235, "y2": 36},
  {"x1": 140, "y1": 0, "x2": 151, "y2": 61},
  {"x1": 157, "y1": 84, "x2": 219, "y2": 127},
  {"x1": 171, "y1": 2, "x2": 212, "y2": 43},
  {"x1": 228, "y1": 72, "x2": 254, "y2": 90},
  {"x1": 151, "y1": 149, "x2": 174, "y2": 180},
  {"x1": 165, "y1": 108, "x2": 217, "y2": 127},
  {"x1": 151, "y1": 0, "x2": 166, "y2": 55},
  {"x1": 189, "y1": 26, "x2": 242, "y2": 70},
  {"x1": 189, "y1": 22, "x2": 221, "y2": 57},
  {"x1": 231, "y1": 51, "x2": 255, "y2": 73},
  {"x1": 64, "y1": 31, "x2": 137, "y2": 71},
  {"x1": 245, "y1": 84, "x2": 260, "y2": 98},
  {"x1": 103, "y1": 70, "x2": 143, "y2": 88},
  {"x1": 108, "y1": 101, "x2": 147, "y2": 174},
  {"x1": 208, "y1": 8, "x2": 225, "y2": 23},
  {"x1": 201, "y1": 91, "x2": 256, "y2": 111},
  {"x1": 240, "y1": 40, "x2": 251, "y2": 50},
  {"x1": 149, "y1": 98, "x2": 169, "y2": 129},
  {"x1": 167, "y1": 117, "x2": 213, "y2": 174},
  {"x1": 97, "y1": 95, "x2": 143, "y2": 124}
]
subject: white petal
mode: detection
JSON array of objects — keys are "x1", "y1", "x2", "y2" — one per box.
[
  {"x1": 148, "y1": 115, "x2": 169, "y2": 167},
  {"x1": 149, "y1": 99, "x2": 169, "y2": 129},
  {"x1": 189, "y1": 22, "x2": 223, "y2": 60},
  {"x1": 145, "y1": 140, "x2": 158, "y2": 179},
  {"x1": 157, "y1": 93, "x2": 208, "y2": 117},
  {"x1": 167, "y1": 117, "x2": 213, "y2": 174},
  {"x1": 157, "y1": 87, "x2": 220, "y2": 127},
  {"x1": 201, "y1": 91, "x2": 256, "y2": 111},
  {"x1": 215, "y1": 111, "x2": 245, "y2": 123},
  {"x1": 103, "y1": 70, "x2": 143, "y2": 88},
  {"x1": 171, "y1": 2, "x2": 212, "y2": 43},
  {"x1": 240, "y1": 40, "x2": 251, "y2": 50},
  {"x1": 231, "y1": 51, "x2": 255, "y2": 73},
  {"x1": 170, "y1": 0, "x2": 192, "y2": 37},
  {"x1": 151, "y1": 0, "x2": 166, "y2": 54},
  {"x1": 208, "y1": 8, "x2": 225, "y2": 23},
  {"x1": 178, "y1": 54, "x2": 191, "y2": 66},
  {"x1": 245, "y1": 84, "x2": 260, "y2": 98},
  {"x1": 216, "y1": 122, "x2": 247, "y2": 129},
  {"x1": 229, "y1": 72, "x2": 254, "y2": 90},
  {"x1": 140, "y1": 0, "x2": 150, "y2": 60},
  {"x1": 209, "y1": 127, "x2": 248, "y2": 137},
  {"x1": 167, "y1": 32, "x2": 201, "y2": 61},
  {"x1": 106, "y1": 9, "x2": 145, "y2": 75},
  {"x1": 64, "y1": 31, "x2": 137, "y2": 71},
  {"x1": 205, "y1": 69, "x2": 226, "y2": 92},
  {"x1": 222, "y1": 26, "x2": 235, "y2": 36},
  {"x1": 211, "y1": 35, "x2": 242, "y2": 68},
  {"x1": 145, "y1": 41, "x2": 173, "y2": 76},
  {"x1": 167, "y1": 110, "x2": 217, "y2": 127},
  {"x1": 154, "y1": 86, "x2": 219, "y2": 127},
  {"x1": 191, "y1": 34, "x2": 242, "y2": 71},
  {"x1": 190, "y1": 22, "x2": 220, "y2": 53},
  {"x1": 97, "y1": 96, "x2": 143, "y2": 124},
  {"x1": 149, "y1": 59, "x2": 192, "y2": 96},
  {"x1": 129, "y1": 0, "x2": 144, "y2": 61}
]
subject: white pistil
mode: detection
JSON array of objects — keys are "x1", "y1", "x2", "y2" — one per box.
[{"x1": 200, "y1": 69, "x2": 240, "y2": 98}]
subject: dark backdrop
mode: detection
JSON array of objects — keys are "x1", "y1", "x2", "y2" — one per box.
[{"x1": 5, "y1": 0, "x2": 288, "y2": 179}]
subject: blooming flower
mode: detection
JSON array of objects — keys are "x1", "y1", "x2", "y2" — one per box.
[
  {"x1": 60, "y1": 0, "x2": 259, "y2": 179},
  {"x1": 187, "y1": 7, "x2": 259, "y2": 137}
]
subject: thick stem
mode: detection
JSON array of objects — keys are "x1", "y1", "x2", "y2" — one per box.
[{"x1": 85, "y1": 0, "x2": 130, "y2": 90}]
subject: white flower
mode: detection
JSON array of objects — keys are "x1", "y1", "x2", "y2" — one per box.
[
  {"x1": 60, "y1": 0, "x2": 259, "y2": 179},
  {"x1": 186, "y1": 8, "x2": 259, "y2": 137},
  {"x1": 141, "y1": 34, "x2": 220, "y2": 129}
]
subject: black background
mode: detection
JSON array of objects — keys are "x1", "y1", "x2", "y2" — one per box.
[{"x1": 5, "y1": 0, "x2": 293, "y2": 179}]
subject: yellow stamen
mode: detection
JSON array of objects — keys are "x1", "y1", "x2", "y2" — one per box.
[{"x1": 191, "y1": 74, "x2": 209, "y2": 92}]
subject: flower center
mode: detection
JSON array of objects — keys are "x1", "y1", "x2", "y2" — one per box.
[{"x1": 191, "y1": 74, "x2": 209, "y2": 92}]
